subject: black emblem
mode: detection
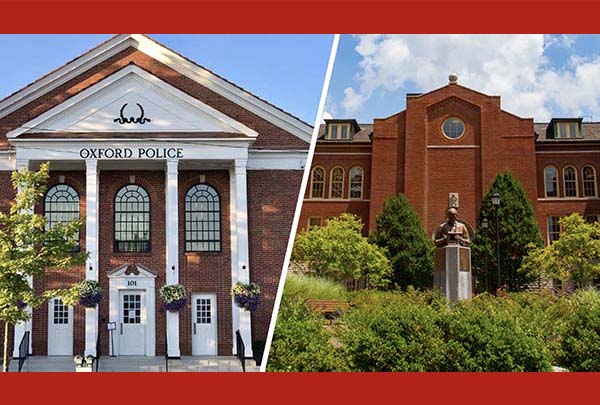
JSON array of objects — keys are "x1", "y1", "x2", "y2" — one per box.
[{"x1": 114, "y1": 103, "x2": 151, "y2": 125}]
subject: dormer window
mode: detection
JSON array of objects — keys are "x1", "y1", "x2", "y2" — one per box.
[
  {"x1": 552, "y1": 119, "x2": 582, "y2": 139},
  {"x1": 324, "y1": 119, "x2": 360, "y2": 140}
]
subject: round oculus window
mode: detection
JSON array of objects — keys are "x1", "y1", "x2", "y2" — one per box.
[{"x1": 442, "y1": 117, "x2": 465, "y2": 139}]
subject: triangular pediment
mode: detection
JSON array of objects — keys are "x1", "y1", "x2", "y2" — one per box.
[
  {"x1": 7, "y1": 65, "x2": 257, "y2": 138},
  {"x1": 107, "y1": 263, "x2": 157, "y2": 279}
]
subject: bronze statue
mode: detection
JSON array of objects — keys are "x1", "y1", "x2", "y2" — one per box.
[{"x1": 434, "y1": 207, "x2": 471, "y2": 247}]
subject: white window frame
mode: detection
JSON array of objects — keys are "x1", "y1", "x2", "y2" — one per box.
[
  {"x1": 329, "y1": 166, "x2": 345, "y2": 199},
  {"x1": 562, "y1": 165, "x2": 579, "y2": 198},
  {"x1": 582, "y1": 165, "x2": 598, "y2": 198},
  {"x1": 544, "y1": 165, "x2": 560, "y2": 198},
  {"x1": 309, "y1": 166, "x2": 325, "y2": 199},
  {"x1": 348, "y1": 166, "x2": 364, "y2": 200}
]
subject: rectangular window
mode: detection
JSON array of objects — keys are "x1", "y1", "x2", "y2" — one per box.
[
  {"x1": 329, "y1": 124, "x2": 338, "y2": 139},
  {"x1": 547, "y1": 216, "x2": 561, "y2": 243},
  {"x1": 308, "y1": 216, "x2": 322, "y2": 228},
  {"x1": 341, "y1": 125, "x2": 348, "y2": 139},
  {"x1": 585, "y1": 214, "x2": 599, "y2": 224}
]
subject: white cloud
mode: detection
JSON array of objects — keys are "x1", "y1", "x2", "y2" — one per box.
[{"x1": 342, "y1": 34, "x2": 600, "y2": 121}]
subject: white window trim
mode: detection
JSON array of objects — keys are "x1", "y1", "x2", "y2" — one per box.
[
  {"x1": 562, "y1": 165, "x2": 579, "y2": 198},
  {"x1": 329, "y1": 166, "x2": 345, "y2": 199},
  {"x1": 544, "y1": 165, "x2": 560, "y2": 198},
  {"x1": 309, "y1": 166, "x2": 326, "y2": 199},
  {"x1": 307, "y1": 216, "x2": 323, "y2": 228},
  {"x1": 348, "y1": 166, "x2": 364, "y2": 200},
  {"x1": 582, "y1": 165, "x2": 598, "y2": 198},
  {"x1": 547, "y1": 216, "x2": 561, "y2": 244}
]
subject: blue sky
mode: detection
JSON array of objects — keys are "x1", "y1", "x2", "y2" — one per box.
[
  {"x1": 326, "y1": 34, "x2": 600, "y2": 123},
  {"x1": 0, "y1": 34, "x2": 333, "y2": 124}
]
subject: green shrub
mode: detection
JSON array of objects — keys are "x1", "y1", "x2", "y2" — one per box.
[
  {"x1": 339, "y1": 291, "x2": 448, "y2": 371},
  {"x1": 284, "y1": 272, "x2": 346, "y2": 301},
  {"x1": 266, "y1": 297, "x2": 342, "y2": 372},
  {"x1": 558, "y1": 289, "x2": 600, "y2": 371},
  {"x1": 443, "y1": 295, "x2": 553, "y2": 371}
]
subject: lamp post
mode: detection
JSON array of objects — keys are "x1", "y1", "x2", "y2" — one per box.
[
  {"x1": 481, "y1": 216, "x2": 489, "y2": 292},
  {"x1": 491, "y1": 192, "x2": 501, "y2": 291}
]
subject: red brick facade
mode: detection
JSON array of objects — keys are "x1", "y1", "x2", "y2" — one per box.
[{"x1": 300, "y1": 82, "x2": 600, "y2": 243}]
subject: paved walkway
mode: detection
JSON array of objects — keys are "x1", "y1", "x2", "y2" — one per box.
[{"x1": 8, "y1": 356, "x2": 259, "y2": 372}]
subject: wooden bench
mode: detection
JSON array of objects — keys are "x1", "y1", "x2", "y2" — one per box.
[{"x1": 306, "y1": 299, "x2": 349, "y2": 320}]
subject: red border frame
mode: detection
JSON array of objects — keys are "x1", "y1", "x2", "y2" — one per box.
[
  {"x1": 0, "y1": 1, "x2": 599, "y2": 33},
  {"x1": 1, "y1": 1, "x2": 600, "y2": 399}
]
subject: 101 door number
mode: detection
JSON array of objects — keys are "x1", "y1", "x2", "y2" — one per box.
[{"x1": 127, "y1": 280, "x2": 137, "y2": 287}]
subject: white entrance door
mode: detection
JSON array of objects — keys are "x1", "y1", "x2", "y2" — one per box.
[
  {"x1": 47, "y1": 298, "x2": 73, "y2": 356},
  {"x1": 119, "y1": 291, "x2": 146, "y2": 355},
  {"x1": 192, "y1": 294, "x2": 217, "y2": 355}
]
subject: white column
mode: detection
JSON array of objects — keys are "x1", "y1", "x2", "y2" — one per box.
[
  {"x1": 84, "y1": 159, "x2": 99, "y2": 357},
  {"x1": 13, "y1": 159, "x2": 32, "y2": 357},
  {"x1": 165, "y1": 159, "x2": 180, "y2": 357},
  {"x1": 232, "y1": 158, "x2": 253, "y2": 357}
]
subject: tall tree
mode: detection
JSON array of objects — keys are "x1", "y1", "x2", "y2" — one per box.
[
  {"x1": 471, "y1": 171, "x2": 543, "y2": 292},
  {"x1": 520, "y1": 213, "x2": 600, "y2": 293},
  {"x1": 292, "y1": 213, "x2": 392, "y2": 288},
  {"x1": 369, "y1": 194, "x2": 434, "y2": 290},
  {"x1": 0, "y1": 163, "x2": 85, "y2": 371}
]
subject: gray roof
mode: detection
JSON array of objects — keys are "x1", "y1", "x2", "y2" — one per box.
[
  {"x1": 317, "y1": 123, "x2": 372, "y2": 143},
  {"x1": 535, "y1": 122, "x2": 600, "y2": 142}
]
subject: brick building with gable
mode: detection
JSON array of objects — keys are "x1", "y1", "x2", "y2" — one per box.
[
  {"x1": 301, "y1": 74, "x2": 600, "y2": 249},
  {"x1": 0, "y1": 35, "x2": 310, "y2": 360}
]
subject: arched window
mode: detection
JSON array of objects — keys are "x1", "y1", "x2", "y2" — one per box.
[
  {"x1": 349, "y1": 166, "x2": 364, "y2": 199},
  {"x1": 45, "y1": 184, "x2": 80, "y2": 246},
  {"x1": 114, "y1": 184, "x2": 150, "y2": 252},
  {"x1": 184, "y1": 184, "x2": 221, "y2": 252},
  {"x1": 544, "y1": 166, "x2": 559, "y2": 198},
  {"x1": 583, "y1": 165, "x2": 598, "y2": 197},
  {"x1": 329, "y1": 167, "x2": 344, "y2": 199},
  {"x1": 563, "y1": 166, "x2": 578, "y2": 197},
  {"x1": 310, "y1": 167, "x2": 325, "y2": 199}
]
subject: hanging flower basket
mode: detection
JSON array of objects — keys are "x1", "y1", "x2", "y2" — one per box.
[
  {"x1": 232, "y1": 281, "x2": 260, "y2": 312},
  {"x1": 160, "y1": 284, "x2": 187, "y2": 312},
  {"x1": 16, "y1": 299, "x2": 27, "y2": 310},
  {"x1": 78, "y1": 280, "x2": 103, "y2": 308}
]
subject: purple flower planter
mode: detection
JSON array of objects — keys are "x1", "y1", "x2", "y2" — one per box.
[
  {"x1": 162, "y1": 298, "x2": 187, "y2": 312},
  {"x1": 234, "y1": 294, "x2": 260, "y2": 312},
  {"x1": 79, "y1": 292, "x2": 102, "y2": 308},
  {"x1": 16, "y1": 299, "x2": 27, "y2": 310}
]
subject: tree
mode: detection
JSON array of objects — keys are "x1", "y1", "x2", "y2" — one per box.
[
  {"x1": 471, "y1": 171, "x2": 543, "y2": 292},
  {"x1": 369, "y1": 194, "x2": 434, "y2": 290},
  {"x1": 0, "y1": 163, "x2": 85, "y2": 371},
  {"x1": 520, "y1": 214, "x2": 600, "y2": 293},
  {"x1": 292, "y1": 213, "x2": 392, "y2": 288}
]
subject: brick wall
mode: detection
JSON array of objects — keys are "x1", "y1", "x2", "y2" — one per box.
[
  {"x1": 247, "y1": 170, "x2": 303, "y2": 346},
  {"x1": 178, "y1": 170, "x2": 232, "y2": 356}
]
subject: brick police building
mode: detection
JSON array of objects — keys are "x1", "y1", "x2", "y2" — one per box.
[
  {"x1": 0, "y1": 35, "x2": 310, "y2": 359},
  {"x1": 301, "y1": 74, "x2": 600, "y2": 246}
]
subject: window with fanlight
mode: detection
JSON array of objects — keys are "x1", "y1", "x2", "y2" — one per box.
[
  {"x1": 114, "y1": 184, "x2": 150, "y2": 252},
  {"x1": 563, "y1": 166, "x2": 578, "y2": 197},
  {"x1": 329, "y1": 167, "x2": 344, "y2": 199},
  {"x1": 310, "y1": 167, "x2": 325, "y2": 199},
  {"x1": 544, "y1": 166, "x2": 559, "y2": 198},
  {"x1": 349, "y1": 166, "x2": 364, "y2": 199},
  {"x1": 184, "y1": 184, "x2": 221, "y2": 252},
  {"x1": 583, "y1": 165, "x2": 597, "y2": 197},
  {"x1": 44, "y1": 184, "x2": 80, "y2": 249}
]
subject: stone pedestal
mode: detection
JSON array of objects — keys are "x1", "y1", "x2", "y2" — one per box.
[{"x1": 434, "y1": 244, "x2": 472, "y2": 302}]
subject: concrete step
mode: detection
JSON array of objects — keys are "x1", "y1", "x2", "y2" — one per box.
[{"x1": 7, "y1": 356, "x2": 259, "y2": 372}]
